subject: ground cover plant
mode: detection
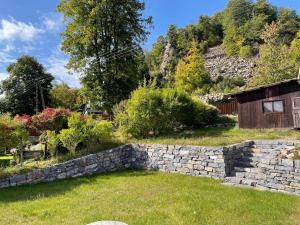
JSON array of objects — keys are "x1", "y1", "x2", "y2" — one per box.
[{"x1": 0, "y1": 170, "x2": 298, "y2": 225}]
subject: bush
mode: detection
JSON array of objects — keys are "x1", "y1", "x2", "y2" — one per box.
[
  {"x1": 15, "y1": 108, "x2": 70, "y2": 136},
  {"x1": 55, "y1": 112, "x2": 113, "y2": 156},
  {"x1": 115, "y1": 87, "x2": 218, "y2": 138},
  {"x1": 58, "y1": 128, "x2": 85, "y2": 156},
  {"x1": 90, "y1": 120, "x2": 113, "y2": 142},
  {"x1": 0, "y1": 114, "x2": 28, "y2": 153},
  {"x1": 44, "y1": 131, "x2": 60, "y2": 157},
  {"x1": 239, "y1": 45, "x2": 253, "y2": 58}
]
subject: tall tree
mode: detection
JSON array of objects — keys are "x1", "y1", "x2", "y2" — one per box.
[
  {"x1": 290, "y1": 30, "x2": 300, "y2": 66},
  {"x1": 175, "y1": 41, "x2": 211, "y2": 94},
  {"x1": 277, "y1": 8, "x2": 300, "y2": 45},
  {"x1": 50, "y1": 83, "x2": 79, "y2": 110},
  {"x1": 57, "y1": 0, "x2": 152, "y2": 110},
  {"x1": 1, "y1": 56, "x2": 54, "y2": 115},
  {"x1": 249, "y1": 22, "x2": 297, "y2": 87}
]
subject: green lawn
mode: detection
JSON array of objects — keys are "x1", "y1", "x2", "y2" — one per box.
[
  {"x1": 0, "y1": 170, "x2": 299, "y2": 225},
  {"x1": 127, "y1": 126, "x2": 300, "y2": 146}
]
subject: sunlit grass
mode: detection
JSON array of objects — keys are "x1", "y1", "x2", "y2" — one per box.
[
  {"x1": 126, "y1": 126, "x2": 300, "y2": 146},
  {"x1": 0, "y1": 170, "x2": 298, "y2": 225}
]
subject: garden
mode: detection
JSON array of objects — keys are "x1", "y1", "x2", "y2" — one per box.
[{"x1": 1, "y1": 86, "x2": 300, "y2": 179}]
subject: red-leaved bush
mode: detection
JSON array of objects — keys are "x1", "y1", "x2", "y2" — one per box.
[{"x1": 15, "y1": 108, "x2": 71, "y2": 136}]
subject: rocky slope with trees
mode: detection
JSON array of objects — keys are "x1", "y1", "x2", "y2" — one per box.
[{"x1": 147, "y1": 0, "x2": 300, "y2": 94}]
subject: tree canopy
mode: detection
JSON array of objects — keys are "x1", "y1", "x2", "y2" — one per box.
[
  {"x1": 1, "y1": 56, "x2": 54, "y2": 115},
  {"x1": 57, "y1": 0, "x2": 152, "y2": 111}
]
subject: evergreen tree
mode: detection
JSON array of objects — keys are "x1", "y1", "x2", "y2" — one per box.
[{"x1": 175, "y1": 41, "x2": 211, "y2": 94}]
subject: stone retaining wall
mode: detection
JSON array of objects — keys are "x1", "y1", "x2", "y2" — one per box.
[
  {"x1": 0, "y1": 145, "x2": 132, "y2": 188},
  {"x1": 131, "y1": 142, "x2": 252, "y2": 178},
  {"x1": 0, "y1": 140, "x2": 299, "y2": 196}
]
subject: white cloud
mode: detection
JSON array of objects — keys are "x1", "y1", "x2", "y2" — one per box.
[
  {"x1": 46, "y1": 56, "x2": 81, "y2": 88},
  {"x1": 0, "y1": 51, "x2": 14, "y2": 64},
  {"x1": 0, "y1": 18, "x2": 43, "y2": 42},
  {"x1": 42, "y1": 14, "x2": 64, "y2": 32},
  {"x1": 0, "y1": 72, "x2": 8, "y2": 81}
]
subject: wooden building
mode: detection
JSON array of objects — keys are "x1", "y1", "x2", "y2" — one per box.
[{"x1": 230, "y1": 78, "x2": 300, "y2": 129}]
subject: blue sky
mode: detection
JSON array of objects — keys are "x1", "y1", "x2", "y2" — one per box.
[{"x1": 0, "y1": 0, "x2": 299, "y2": 87}]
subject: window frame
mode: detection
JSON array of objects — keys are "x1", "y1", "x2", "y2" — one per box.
[
  {"x1": 293, "y1": 97, "x2": 300, "y2": 109},
  {"x1": 262, "y1": 100, "x2": 285, "y2": 114}
]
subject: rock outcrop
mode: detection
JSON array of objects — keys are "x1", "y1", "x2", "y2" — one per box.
[{"x1": 204, "y1": 46, "x2": 256, "y2": 81}]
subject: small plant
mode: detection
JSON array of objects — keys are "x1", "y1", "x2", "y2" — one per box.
[{"x1": 58, "y1": 128, "x2": 84, "y2": 156}]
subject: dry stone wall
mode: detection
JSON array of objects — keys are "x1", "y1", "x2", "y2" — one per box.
[
  {"x1": 0, "y1": 140, "x2": 299, "y2": 196},
  {"x1": 0, "y1": 145, "x2": 133, "y2": 188}
]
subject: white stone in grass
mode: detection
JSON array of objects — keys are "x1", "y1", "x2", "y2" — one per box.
[{"x1": 87, "y1": 221, "x2": 128, "y2": 225}]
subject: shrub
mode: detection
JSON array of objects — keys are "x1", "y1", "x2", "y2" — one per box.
[
  {"x1": 57, "y1": 112, "x2": 113, "y2": 156},
  {"x1": 32, "y1": 108, "x2": 70, "y2": 132},
  {"x1": 44, "y1": 131, "x2": 60, "y2": 157},
  {"x1": 239, "y1": 45, "x2": 253, "y2": 58},
  {"x1": 15, "y1": 108, "x2": 70, "y2": 136},
  {"x1": 90, "y1": 120, "x2": 113, "y2": 142},
  {"x1": 0, "y1": 114, "x2": 28, "y2": 153},
  {"x1": 115, "y1": 87, "x2": 218, "y2": 138},
  {"x1": 58, "y1": 128, "x2": 85, "y2": 156}
]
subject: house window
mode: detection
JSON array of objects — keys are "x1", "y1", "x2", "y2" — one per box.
[
  {"x1": 263, "y1": 100, "x2": 284, "y2": 113},
  {"x1": 294, "y1": 97, "x2": 300, "y2": 108}
]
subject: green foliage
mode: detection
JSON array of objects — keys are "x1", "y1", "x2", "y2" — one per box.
[
  {"x1": 175, "y1": 42, "x2": 211, "y2": 94},
  {"x1": 249, "y1": 22, "x2": 297, "y2": 87},
  {"x1": 58, "y1": 128, "x2": 85, "y2": 156},
  {"x1": 50, "y1": 83, "x2": 79, "y2": 110},
  {"x1": 44, "y1": 131, "x2": 59, "y2": 157},
  {"x1": 57, "y1": 0, "x2": 152, "y2": 111},
  {"x1": 0, "y1": 56, "x2": 54, "y2": 115},
  {"x1": 90, "y1": 120, "x2": 113, "y2": 142},
  {"x1": 239, "y1": 45, "x2": 254, "y2": 58},
  {"x1": 211, "y1": 75, "x2": 246, "y2": 93},
  {"x1": 115, "y1": 87, "x2": 218, "y2": 138},
  {"x1": 277, "y1": 8, "x2": 300, "y2": 45},
  {"x1": 0, "y1": 114, "x2": 28, "y2": 153},
  {"x1": 56, "y1": 112, "x2": 113, "y2": 156},
  {"x1": 290, "y1": 30, "x2": 300, "y2": 66}
]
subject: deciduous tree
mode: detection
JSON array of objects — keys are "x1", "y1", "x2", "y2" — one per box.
[
  {"x1": 57, "y1": 0, "x2": 152, "y2": 111},
  {"x1": 1, "y1": 56, "x2": 54, "y2": 115}
]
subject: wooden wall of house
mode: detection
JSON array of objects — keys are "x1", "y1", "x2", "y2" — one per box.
[{"x1": 236, "y1": 81, "x2": 300, "y2": 129}]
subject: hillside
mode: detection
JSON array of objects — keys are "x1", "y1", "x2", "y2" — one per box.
[
  {"x1": 204, "y1": 46, "x2": 255, "y2": 81},
  {"x1": 146, "y1": 0, "x2": 300, "y2": 94}
]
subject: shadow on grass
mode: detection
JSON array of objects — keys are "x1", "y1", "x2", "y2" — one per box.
[{"x1": 0, "y1": 169, "x2": 153, "y2": 203}]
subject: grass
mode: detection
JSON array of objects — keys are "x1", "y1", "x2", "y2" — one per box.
[
  {"x1": 0, "y1": 170, "x2": 298, "y2": 225},
  {"x1": 126, "y1": 126, "x2": 300, "y2": 146}
]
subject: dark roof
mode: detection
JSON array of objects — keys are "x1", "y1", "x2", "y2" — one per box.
[{"x1": 229, "y1": 78, "x2": 298, "y2": 97}]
